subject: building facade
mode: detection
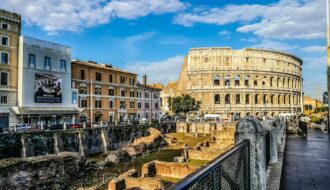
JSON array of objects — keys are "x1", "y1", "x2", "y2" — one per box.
[
  {"x1": 0, "y1": 9, "x2": 21, "y2": 129},
  {"x1": 14, "y1": 36, "x2": 80, "y2": 127},
  {"x1": 164, "y1": 47, "x2": 303, "y2": 117}
]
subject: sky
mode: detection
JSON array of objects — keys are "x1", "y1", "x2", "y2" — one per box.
[{"x1": 1, "y1": 0, "x2": 327, "y2": 99}]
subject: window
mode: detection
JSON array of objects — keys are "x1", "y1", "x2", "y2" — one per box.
[
  {"x1": 60, "y1": 59, "x2": 66, "y2": 72},
  {"x1": 109, "y1": 100, "x2": 114, "y2": 108},
  {"x1": 130, "y1": 91, "x2": 135, "y2": 97},
  {"x1": 271, "y1": 95, "x2": 274, "y2": 104},
  {"x1": 44, "y1": 57, "x2": 51, "y2": 70},
  {"x1": 1, "y1": 52, "x2": 8, "y2": 64},
  {"x1": 129, "y1": 78, "x2": 135, "y2": 85},
  {"x1": 1, "y1": 23, "x2": 9, "y2": 30},
  {"x1": 214, "y1": 94, "x2": 220, "y2": 104},
  {"x1": 120, "y1": 101, "x2": 125, "y2": 109},
  {"x1": 109, "y1": 88, "x2": 114, "y2": 96},
  {"x1": 263, "y1": 95, "x2": 267, "y2": 104},
  {"x1": 244, "y1": 75, "x2": 249, "y2": 86},
  {"x1": 225, "y1": 94, "x2": 230, "y2": 104},
  {"x1": 95, "y1": 99, "x2": 102, "y2": 108},
  {"x1": 213, "y1": 76, "x2": 220, "y2": 86},
  {"x1": 246, "y1": 94, "x2": 250, "y2": 104},
  {"x1": 79, "y1": 85, "x2": 87, "y2": 94},
  {"x1": 96, "y1": 72, "x2": 102, "y2": 81},
  {"x1": 255, "y1": 94, "x2": 259, "y2": 104},
  {"x1": 145, "y1": 103, "x2": 150, "y2": 108},
  {"x1": 138, "y1": 102, "x2": 142, "y2": 108},
  {"x1": 1, "y1": 36, "x2": 9, "y2": 46},
  {"x1": 130, "y1": 102, "x2": 135, "y2": 108},
  {"x1": 80, "y1": 99, "x2": 87, "y2": 108},
  {"x1": 120, "y1": 76, "x2": 125, "y2": 83},
  {"x1": 234, "y1": 75, "x2": 240, "y2": 86},
  {"x1": 121, "y1": 89, "x2": 125, "y2": 97},
  {"x1": 155, "y1": 102, "x2": 159, "y2": 109},
  {"x1": 0, "y1": 96, "x2": 7, "y2": 104},
  {"x1": 95, "y1": 86, "x2": 101, "y2": 95},
  {"x1": 145, "y1": 92, "x2": 149, "y2": 98},
  {"x1": 254, "y1": 80, "x2": 258, "y2": 86},
  {"x1": 236, "y1": 94, "x2": 240, "y2": 104},
  {"x1": 270, "y1": 77, "x2": 273, "y2": 87},
  {"x1": 28, "y1": 54, "x2": 36, "y2": 68},
  {"x1": 153, "y1": 94, "x2": 158, "y2": 99},
  {"x1": 0, "y1": 72, "x2": 8, "y2": 86},
  {"x1": 80, "y1": 70, "x2": 85, "y2": 80},
  {"x1": 109, "y1": 75, "x2": 113, "y2": 83}
]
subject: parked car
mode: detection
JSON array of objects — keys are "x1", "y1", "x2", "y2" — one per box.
[
  {"x1": 48, "y1": 124, "x2": 63, "y2": 130},
  {"x1": 69, "y1": 123, "x2": 83, "y2": 129},
  {"x1": 16, "y1": 124, "x2": 32, "y2": 132}
]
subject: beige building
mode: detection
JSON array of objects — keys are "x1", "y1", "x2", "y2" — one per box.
[
  {"x1": 163, "y1": 47, "x2": 303, "y2": 118},
  {"x1": 0, "y1": 9, "x2": 21, "y2": 129}
]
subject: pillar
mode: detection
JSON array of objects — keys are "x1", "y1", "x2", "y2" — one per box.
[{"x1": 235, "y1": 116, "x2": 266, "y2": 190}]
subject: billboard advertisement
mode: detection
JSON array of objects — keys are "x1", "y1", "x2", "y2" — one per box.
[{"x1": 35, "y1": 73, "x2": 62, "y2": 103}]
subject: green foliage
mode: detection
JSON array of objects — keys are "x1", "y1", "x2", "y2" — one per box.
[
  {"x1": 168, "y1": 94, "x2": 200, "y2": 115},
  {"x1": 311, "y1": 116, "x2": 323, "y2": 124}
]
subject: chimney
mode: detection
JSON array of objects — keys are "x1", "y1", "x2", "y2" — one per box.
[{"x1": 142, "y1": 75, "x2": 147, "y2": 85}]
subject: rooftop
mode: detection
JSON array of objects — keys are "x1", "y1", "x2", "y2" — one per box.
[{"x1": 72, "y1": 60, "x2": 137, "y2": 75}]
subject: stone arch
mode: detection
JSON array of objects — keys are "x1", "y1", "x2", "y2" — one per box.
[
  {"x1": 245, "y1": 94, "x2": 250, "y2": 104},
  {"x1": 277, "y1": 77, "x2": 280, "y2": 87},
  {"x1": 271, "y1": 112, "x2": 276, "y2": 116},
  {"x1": 271, "y1": 94, "x2": 274, "y2": 104},
  {"x1": 225, "y1": 94, "x2": 230, "y2": 104},
  {"x1": 270, "y1": 77, "x2": 274, "y2": 87},
  {"x1": 224, "y1": 75, "x2": 230, "y2": 86},
  {"x1": 234, "y1": 75, "x2": 240, "y2": 86},
  {"x1": 263, "y1": 94, "x2": 267, "y2": 104},
  {"x1": 213, "y1": 75, "x2": 220, "y2": 86},
  {"x1": 236, "y1": 94, "x2": 241, "y2": 104},
  {"x1": 214, "y1": 94, "x2": 220, "y2": 104},
  {"x1": 283, "y1": 78, "x2": 286, "y2": 88},
  {"x1": 244, "y1": 75, "x2": 250, "y2": 86},
  {"x1": 255, "y1": 94, "x2": 260, "y2": 104}
]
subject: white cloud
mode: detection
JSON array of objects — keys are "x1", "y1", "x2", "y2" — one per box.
[
  {"x1": 252, "y1": 39, "x2": 299, "y2": 52},
  {"x1": 125, "y1": 55, "x2": 184, "y2": 84},
  {"x1": 218, "y1": 30, "x2": 231, "y2": 35},
  {"x1": 301, "y1": 45, "x2": 326, "y2": 53},
  {"x1": 174, "y1": 0, "x2": 325, "y2": 40},
  {"x1": 1, "y1": 0, "x2": 187, "y2": 34}
]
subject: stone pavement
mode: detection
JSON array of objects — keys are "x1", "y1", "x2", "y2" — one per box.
[{"x1": 280, "y1": 129, "x2": 330, "y2": 190}]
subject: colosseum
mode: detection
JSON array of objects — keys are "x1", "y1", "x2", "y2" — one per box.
[{"x1": 162, "y1": 47, "x2": 303, "y2": 118}]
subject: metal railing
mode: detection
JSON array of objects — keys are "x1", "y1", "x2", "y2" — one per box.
[{"x1": 172, "y1": 140, "x2": 250, "y2": 190}]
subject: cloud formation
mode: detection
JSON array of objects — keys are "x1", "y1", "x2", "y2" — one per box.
[
  {"x1": 1, "y1": 0, "x2": 187, "y2": 34},
  {"x1": 174, "y1": 0, "x2": 325, "y2": 40},
  {"x1": 125, "y1": 55, "x2": 184, "y2": 85}
]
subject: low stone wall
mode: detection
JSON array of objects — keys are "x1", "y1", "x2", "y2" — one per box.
[
  {"x1": 0, "y1": 123, "x2": 175, "y2": 159},
  {"x1": 142, "y1": 160, "x2": 198, "y2": 179},
  {"x1": 0, "y1": 152, "x2": 86, "y2": 189},
  {"x1": 176, "y1": 121, "x2": 237, "y2": 134}
]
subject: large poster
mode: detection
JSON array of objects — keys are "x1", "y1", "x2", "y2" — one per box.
[{"x1": 35, "y1": 73, "x2": 62, "y2": 103}]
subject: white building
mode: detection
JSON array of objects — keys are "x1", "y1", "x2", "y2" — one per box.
[
  {"x1": 136, "y1": 76, "x2": 161, "y2": 122},
  {"x1": 14, "y1": 36, "x2": 81, "y2": 127}
]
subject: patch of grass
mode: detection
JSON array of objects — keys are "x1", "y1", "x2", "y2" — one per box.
[
  {"x1": 188, "y1": 159, "x2": 209, "y2": 167},
  {"x1": 168, "y1": 133, "x2": 210, "y2": 147},
  {"x1": 159, "y1": 175, "x2": 181, "y2": 183}
]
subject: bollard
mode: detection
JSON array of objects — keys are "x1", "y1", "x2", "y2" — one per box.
[{"x1": 235, "y1": 116, "x2": 267, "y2": 190}]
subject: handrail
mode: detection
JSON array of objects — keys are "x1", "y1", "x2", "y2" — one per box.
[{"x1": 171, "y1": 140, "x2": 250, "y2": 190}]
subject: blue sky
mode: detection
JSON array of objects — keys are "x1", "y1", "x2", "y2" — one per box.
[{"x1": 1, "y1": 0, "x2": 327, "y2": 98}]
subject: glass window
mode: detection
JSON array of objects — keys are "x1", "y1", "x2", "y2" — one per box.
[
  {"x1": 95, "y1": 99, "x2": 102, "y2": 108},
  {"x1": 120, "y1": 101, "x2": 125, "y2": 109},
  {"x1": 94, "y1": 86, "x2": 101, "y2": 95},
  {"x1": 1, "y1": 36, "x2": 9, "y2": 46},
  {"x1": 80, "y1": 99, "x2": 87, "y2": 108},
  {"x1": 109, "y1": 75, "x2": 113, "y2": 83},
  {"x1": 44, "y1": 57, "x2": 51, "y2": 70},
  {"x1": 79, "y1": 85, "x2": 87, "y2": 94},
  {"x1": 138, "y1": 102, "x2": 142, "y2": 108},
  {"x1": 1, "y1": 23, "x2": 9, "y2": 30},
  {"x1": 96, "y1": 72, "x2": 102, "y2": 81},
  {"x1": 109, "y1": 100, "x2": 114, "y2": 108},
  {"x1": 0, "y1": 72, "x2": 8, "y2": 86},
  {"x1": 145, "y1": 103, "x2": 150, "y2": 108},
  {"x1": 130, "y1": 102, "x2": 135, "y2": 108},
  {"x1": 109, "y1": 88, "x2": 114, "y2": 96},
  {"x1": 80, "y1": 70, "x2": 85, "y2": 80},
  {"x1": 60, "y1": 59, "x2": 66, "y2": 72},
  {"x1": 1, "y1": 52, "x2": 8, "y2": 64},
  {"x1": 155, "y1": 102, "x2": 158, "y2": 109},
  {"x1": 28, "y1": 54, "x2": 36, "y2": 68},
  {"x1": 121, "y1": 90, "x2": 125, "y2": 97},
  {"x1": 0, "y1": 96, "x2": 7, "y2": 104}
]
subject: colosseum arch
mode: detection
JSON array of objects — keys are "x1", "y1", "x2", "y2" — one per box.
[
  {"x1": 283, "y1": 78, "x2": 286, "y2": 88},
  {"x1": 244, "y1": 75, "x2": 250, "y2": 86},
  {"x1": 288, "y1": 78, "x2": 290, "y2": 88},
  {"x1": 225, "y1": 94, "x2": 230, "y2": 104},
  {"x1": 271, "y1": 94, "x2": 275, "y2": 104},
  {"x1": 245, "y1": 94, "x2": 250, "y2": 104},
  {"x1": 255, "y1": 94, "x2": 260, "y2": 104},
  {"x1": 234, "y1": 75, "x2": 240, "y2": 86},
  {"x1": 235, "y1": 94, "x2": 241, "y2": 104},
  {"x1": 270, "y1": 77, "x2": 274, "y2": 87},
  {"x1": 214, "y1": 94, "x2": 220, "y2": 104},
  {"x1": 213, "y1": 75, "x2": 220, "y2": 86},
  {"x1": 263, "y1": 94, "x2": 267, "y2": 104},
  {"x1": 277, "y1": 77, "x2": 280, "y2": 87},
  {"x1": 224, "y1": 75, "x2": 230, "y2": 86}
]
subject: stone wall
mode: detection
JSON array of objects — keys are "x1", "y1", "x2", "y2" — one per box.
[
  {"x1": 0, "y1": 123, "x2": 175, "y2": 159},
  {"x1": 176, "y1": 121, "x2": 236, "y2": 135},
  {"x1": 0, "y1": 152, "x2": 86, "y2": 189}
]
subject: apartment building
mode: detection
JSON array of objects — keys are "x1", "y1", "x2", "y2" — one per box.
[
  {"x1": 72, "y1": 60, "x2": 139, "y2": 123},
  {"x1": 0, "y1": 9, "x2": 21, "y2": 130},
  {"x1": 14, "y1": 36, "x2": 80, "y2": 127}
]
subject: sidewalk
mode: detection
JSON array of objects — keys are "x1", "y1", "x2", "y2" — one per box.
[{"x1": 280, "y1": 129, "x2": 330, "y2": 190}]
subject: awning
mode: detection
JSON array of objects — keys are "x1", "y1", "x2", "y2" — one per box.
[{"x1": 11, "y1": 107, "x2": 84, "y2": 115}]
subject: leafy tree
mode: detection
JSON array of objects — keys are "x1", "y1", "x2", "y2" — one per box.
[{"x1": 168, "y1": 94, "x2": 200, "y2": 115}]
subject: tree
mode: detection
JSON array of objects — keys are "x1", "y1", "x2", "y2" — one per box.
[{"x1": 168, "y1": 94, "x2": 200, "y2": 115}]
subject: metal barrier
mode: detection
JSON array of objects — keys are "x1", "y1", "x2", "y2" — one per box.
[{"x1": 171, "y1": 140, "x2": 250, "y2": 190}]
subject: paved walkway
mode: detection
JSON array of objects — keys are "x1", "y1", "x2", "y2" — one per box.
[{"x1": 280, "y1": 129, "x2": 330, "y2": 190}]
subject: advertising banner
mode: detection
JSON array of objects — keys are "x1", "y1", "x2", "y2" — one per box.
[{"x1": 35, "y1": 73, "x2": 62, "y2": 103}]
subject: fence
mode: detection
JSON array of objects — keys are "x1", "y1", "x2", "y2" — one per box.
[{"x1": 172, "y1": 140, "x2": 250, "y2": 190}]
